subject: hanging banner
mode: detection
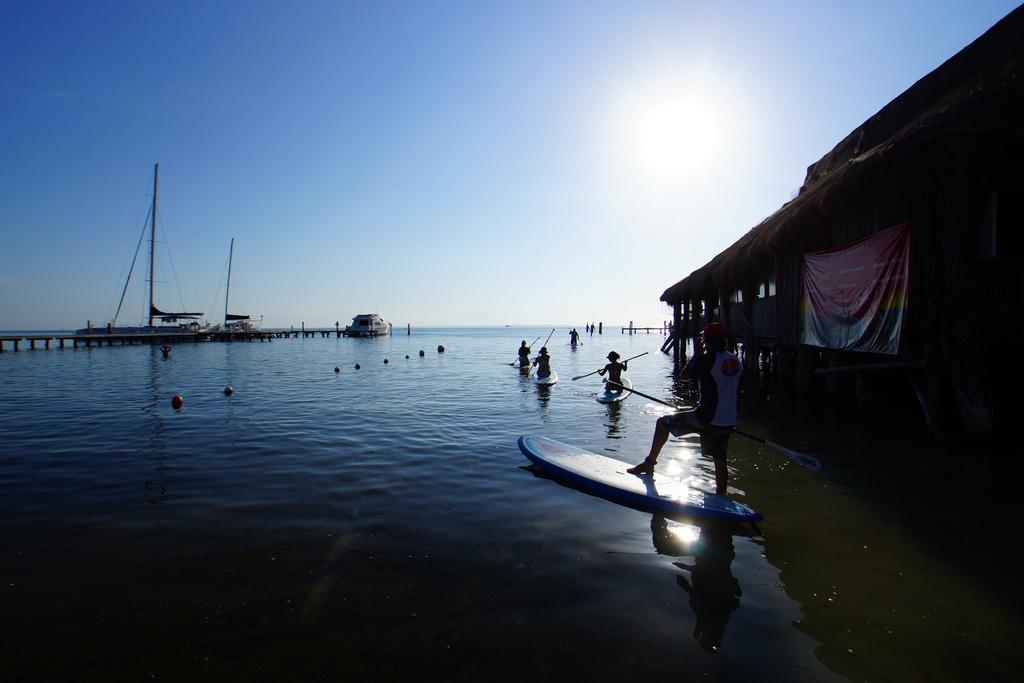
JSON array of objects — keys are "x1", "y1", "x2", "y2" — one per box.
[{"x1": 800, "y1": 223, "x2": 910, "y2": 355}]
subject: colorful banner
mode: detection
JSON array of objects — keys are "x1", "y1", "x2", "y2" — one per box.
[{"x1": 800, "y1": 223, "x2": 910, "y2": 355}]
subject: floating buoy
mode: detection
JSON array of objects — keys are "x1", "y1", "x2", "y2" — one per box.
[
  {"x1": 224, "y1": 386, "x2": 234, "y2": 396},
  {"x1": 171, "y1": 395, "x2": 184, "y2": 409},
  {"x1": 335, "y1": 367, "x2": 340, "y2": 373},
  {"x1": 419, "y1": 350, "x2": 425, "y2": 357},
  {"x1": 355, "y1": 363, "x2": 361, "y2": 369},
  {"x1": 437, "y1": 345, "x2": 445, "y2": 353},
  {"x1": 384, "y1": 358, "x2": 389, "y2": 364}
]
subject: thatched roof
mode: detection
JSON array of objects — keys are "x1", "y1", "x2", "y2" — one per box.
[{"x1": 661, "y1": 4, "x2": 1024, "y2": 304}]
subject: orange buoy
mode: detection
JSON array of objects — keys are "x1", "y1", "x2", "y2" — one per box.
[{"x1": 171, "y1": 395, "x2": 184, "y2": 409}]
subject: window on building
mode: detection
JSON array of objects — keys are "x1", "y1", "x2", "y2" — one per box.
[
  {"x1": 730, "y1": 290, "x2": 743, "y2": 303},
  {"x1": 981, "y1": 189, "x2": 1024, "y2": 258},
  {"x1": 757, "y1": 279, "x2": 777, "y2": 298}
]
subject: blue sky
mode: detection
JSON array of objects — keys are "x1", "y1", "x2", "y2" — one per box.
[{"x1": 2, "y1": 1, "x2": 1019, "y2": 329}]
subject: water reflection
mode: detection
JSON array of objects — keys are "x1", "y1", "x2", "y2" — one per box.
[
  {"x1": 143, "y1": 347, "x2": 169, "y2": 504},
  {"x1": 650, "y1": 515, "x2": 742, "y2": 654},
  {"x1": 666, "y1": 368, "x2": 698, "y2": 407},
  {"x1": 603, "y1": 402, "x2": 623, "y2": 440},
  {"x1": 536, "y1": 383, "x2": 553, "y2": 409}
]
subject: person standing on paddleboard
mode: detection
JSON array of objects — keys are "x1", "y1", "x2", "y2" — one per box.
[
  {"x1": 627, "y1": 322, "x2": 741, "y2": 495},
  {"x1": 597, "y1": 351, "x2": 628, "y2": 388},
  {"x1": 533, "y1": 347, "x2": 552, "y2": 378},
  {"x1": 517, "y1": 340, "x2": 532, "y2": 368}
]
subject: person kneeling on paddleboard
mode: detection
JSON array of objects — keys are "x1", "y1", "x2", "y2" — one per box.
[
  {"x1": 517, "y1": 340, "x2": 531, "y2": 368},
  {"x1": 533, "y1": 347, "x2": 552, "y2": 378},
  {"x1": 627, "y1": 322, "x2": 741, "y2": 495},
  {"x1": 597, "y1": 351, "x2": 628, "y2": 389}
]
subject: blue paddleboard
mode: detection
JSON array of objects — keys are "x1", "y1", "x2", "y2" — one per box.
[
  {"x1": 517, "y1": 435, "x2": 763, "y2": 522},
  {"x1": 535, "y1": 369, "x2": 558, "y2": 385},
  {"x1": 597, "y1": 377, "x2": 631, "y2": 404}
]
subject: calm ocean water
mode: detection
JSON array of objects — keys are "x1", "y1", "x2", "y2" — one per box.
[{"x1": 1, "y1": 326, "x2": 1020, "y2": 681}]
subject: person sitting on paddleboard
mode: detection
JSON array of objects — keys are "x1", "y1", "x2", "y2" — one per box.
[
  {"x1": 597, "y1": 351, "x2": 627, "y2": 389},
  {"x1": 517, "y1": 340, "x2": 531, "y2": 368},
  {"x1": 627, "y1": 322, "x2": 741, "y2": 496},
  {"x1": 533, "y1": 347, "x2": 552, "y2": 378}
]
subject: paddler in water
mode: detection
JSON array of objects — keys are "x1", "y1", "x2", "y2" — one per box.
[
  {"x1": 533, "y1": 347, "x2": 552, "y2": 378},
  {"x1": 569, "y1": 328, "x2": 581, "y2": 346},
  {"x1": 517, "y1": 340, "x2": 531, "y2": 368},
  {"x1": 597, "y1": 351, "x2": 627, "y2": 390},
  {"x1": 627, "y1": 323, "x2": 741, "y2": 496}
]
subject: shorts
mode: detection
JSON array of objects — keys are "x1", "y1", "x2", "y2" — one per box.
[{"x1": 662, "y1": 410, "x2": 732, "y2": 460}]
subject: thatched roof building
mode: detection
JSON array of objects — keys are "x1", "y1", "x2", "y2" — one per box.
[{"x1": 661, "y1": 5, "x2": 1024, "y2": 443}]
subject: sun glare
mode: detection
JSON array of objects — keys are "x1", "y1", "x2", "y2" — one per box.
[
  {"x1": 631, "y1": 94, "x2": 718, "y2": 182},
  {"x1": 604, "y1": 72, "x2": 738, "y2": 202}
]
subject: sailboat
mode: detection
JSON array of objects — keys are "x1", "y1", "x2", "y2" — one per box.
[
  {"x1": 77, "y1": 164, "x2": 205, "y2": 334},
  {"x1": 214, "y1": 238, "x2": 260, "y2": 332}
]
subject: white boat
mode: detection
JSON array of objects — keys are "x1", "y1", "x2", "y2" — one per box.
[
  {"x1": 77, "y1": 164, "x2": 205, "y2": 335},
  {"x1": 343, "y1": 314, "x2": 391, "y2": 337}
]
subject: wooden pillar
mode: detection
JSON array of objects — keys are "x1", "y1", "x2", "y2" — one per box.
[
  {"x1": 824, "y1": 351, "x2": 842, "y2": 403},
  {"x1": 680, "y1": 300, "x2": 688, "y2": 355},
  {"x1": 673, "y1": 302, "x2": 682, "y2": 359},
  {"x1": 742, "y1": 287, "x2": 757, "y2": 371},
  {"x1": 796, "y1": 344, "x2": 818, "y2": 400}
]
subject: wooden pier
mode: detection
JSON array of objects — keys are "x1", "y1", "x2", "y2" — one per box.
[
  {"x1": 0, "y1": 327, "x2": 395, "y2": 352},
  {"x1": 620, "y1": 321, "x2": 671, "y2": 334}
]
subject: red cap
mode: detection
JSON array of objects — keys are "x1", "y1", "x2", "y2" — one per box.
[{"x1": 702, "y1": 322, "x2": 727, "y2": 342}]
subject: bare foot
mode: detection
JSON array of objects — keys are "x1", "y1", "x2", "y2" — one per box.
[{"x1": 627, "y1": 460, "x2": 655, "y2": 475}]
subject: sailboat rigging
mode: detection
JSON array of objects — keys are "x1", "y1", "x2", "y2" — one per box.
[
  {"x1": 78, "y1": 164, "x2": 204, "y2": 334},
  {"x1": 218, "y1": 238, "x2": 260, "y2": 332}
]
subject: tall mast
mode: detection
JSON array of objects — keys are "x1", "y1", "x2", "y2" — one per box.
[
  {"x1": 148, "y1": 163, "x2": 158, "y2": 327},
  {"x1": 225, "y1": 238, "x2": 234, "y2": 324}
]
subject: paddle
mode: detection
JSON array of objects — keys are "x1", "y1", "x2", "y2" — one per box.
[
  {"x1": 571, "y1": 352, "x2": 649, "y2": 381},
  {"x1": 510, "y1": 336, "x2": 541, "y2": 366},
  {"x1": 605, "y1": 381, "x2": 823, "y2": 471}
]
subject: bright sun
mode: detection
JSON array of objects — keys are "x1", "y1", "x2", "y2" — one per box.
[
  {"x1": 605, "y1": 74, "x2": 732, "y2": 198},
  {"x1": 630, "y1": 94, "x2": 718, "y2": 182}
]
